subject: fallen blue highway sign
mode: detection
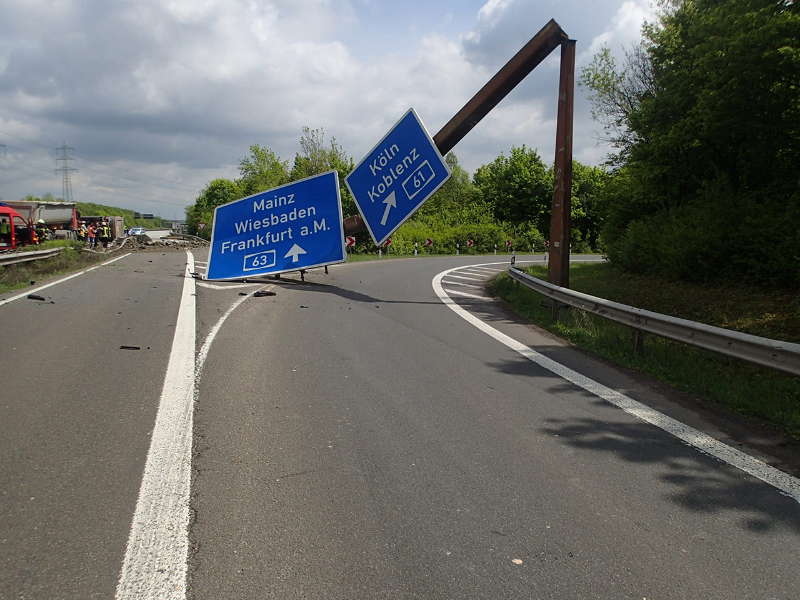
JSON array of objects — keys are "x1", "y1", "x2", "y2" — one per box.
[
  {"x1": 346, "y1": 108, "x2": 450, "y2": 245},
  {"x1": 206, "y1": 170, "x2": 345, "y2": 280}
]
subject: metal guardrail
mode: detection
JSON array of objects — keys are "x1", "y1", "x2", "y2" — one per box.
[
  {"x1": 0, "y1": 247, "x2": 64, "y2": 266},
  {"x1": 508, "y1": 266, "x2": 800, "y2": 376}
]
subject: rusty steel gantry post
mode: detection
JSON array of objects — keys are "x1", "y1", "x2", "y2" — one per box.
[{"x1": 547, "y1": 39, "x2": 576, "y2": 288}]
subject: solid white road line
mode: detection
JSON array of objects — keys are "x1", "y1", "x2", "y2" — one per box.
[
  {"x1": 0, "y1": 252, "x2": 133, "y2": 308},
  {"x1": 433, "y1": 262, "x2": 800, "y2": 504},
  {"x1": 116, "y1": 251, "x2": 196, "y2": 600}
]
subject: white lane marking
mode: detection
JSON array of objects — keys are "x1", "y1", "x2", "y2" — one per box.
[
  {"x1": 0, "y1": 252, "x2": 133, "y2": 308},
  {"x1": 469, "y1": 266, "x2": 503, "y2": 272},
  {"x1": 196, "y1": 282, "x2": 260, "y2": 290},
  {"x1": 457, "y1": 269, "x2": 492, "y2": 276},
  {"x1": 195, "y1": 285, "x2": 271, "y2": 381},
  {"x1": 443, "y1": 281, "x2": 483, "y2": 289},
  {"x1": 432, "y1": 262, "x2": 800, "y2": 504},
  {"x1": 116, "y1": 251, "x2": 196, "y2": 600},
  {"x1": 445, "y1": 273, "x2": 484, "y2": 283},
  {"x1": 444, "y1": 288, "x2": 492, "y2": 300}
]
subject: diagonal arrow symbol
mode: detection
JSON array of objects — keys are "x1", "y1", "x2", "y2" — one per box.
[
  {"x1": 380, "y1": 191, "x2": 397, "y2": 226},
  {"x1": 284, "y1": 243, "x2": 307, "y2": 263}
]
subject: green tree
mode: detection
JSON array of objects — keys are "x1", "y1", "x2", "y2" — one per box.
[
  {"x1": 570, "y1": 161, "x2": 610, "y2": 251},
  {"x1": 415, "y1": 153, "x2": 491, "y2": 226},
  {"x1": 473, "y1": 145, "x2": 552, "y2": 233},
  {"x1": 186, "y1": 178, "x2": 241, "y2": 238},
  {"x1": 237, "y1": 145, "x2": 289, "y2": 196},
  {"x1": 582, "y1": 0, "x2": 800, "y2": 286},
  {"x1": 289, "y1": 127, "x2": 356, "y2": 216}
]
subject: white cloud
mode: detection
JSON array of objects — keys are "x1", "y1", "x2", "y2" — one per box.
[
  {"x1": 581, "y1": 0, "x2": 658, "y2": 63},
  {"x1": 0, "y1": 0, "x2": 650, "y2": 218}
]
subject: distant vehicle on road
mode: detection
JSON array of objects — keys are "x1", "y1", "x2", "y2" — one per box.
[{"x1": 128, "y1": 227, "x2": 146, "y2": 236}]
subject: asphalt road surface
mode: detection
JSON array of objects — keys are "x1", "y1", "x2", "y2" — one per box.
[{"x1": 1, "y1": 249, "x2": 798, "y2": 600}]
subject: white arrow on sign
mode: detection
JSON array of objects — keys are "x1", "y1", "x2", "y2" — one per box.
[
  {"x1": 380, "y1": 191, "x2": 397, "y2": 226},
  {"x1": 284, "y1": 243, "x2": 307, "y2": 263}
]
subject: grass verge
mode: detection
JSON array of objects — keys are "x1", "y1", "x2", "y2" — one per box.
[
  {"x1": 489, "y1": 263, "x2": 800, "y2": 439},
  {"x1": 0, "y1": 243, "x2": 112, "y2": 296}
]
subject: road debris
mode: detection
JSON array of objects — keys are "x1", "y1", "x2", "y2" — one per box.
[
  {"x1": 119, "y1": 345, "x2": 141, "y2": 350},
  {"x1": 254, "y1": 290, "x2": 276, "y2": 297},
  {"x1": 27, "y1": 294, "x2": 46, "y2": 301}
]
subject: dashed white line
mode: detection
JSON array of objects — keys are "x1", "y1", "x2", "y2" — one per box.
[{"x1": 433, "y1": 261, "x2": 800, "y2": 504}]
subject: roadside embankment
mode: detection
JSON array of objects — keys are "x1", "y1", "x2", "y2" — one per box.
[
  {"x1": 0, "y1": 242, "x2": 113, "y2": 295},
  {"x1": 489, "y1": 262, "x2": 800, "y2": 439}
]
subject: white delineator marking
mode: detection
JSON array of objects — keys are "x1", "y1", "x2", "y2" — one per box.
[
  {"x1": 116, "y1": 251, "x2": 196, "y2": 600},
  {"x1": 0, "y1": 252, "x2": 133, "y2": 307},
  {"x1": 433, "y1": 262, "x2": 800, "y2": 504},
  {"x1": 444, "y1": 273, "x2": 484, "y2": 283},
  {"x1": 444, "y1": 288, "x2": 492, "y2": 301},
  {"x1": 443, "y1": 281, "x2": 483, "y2": 289},
  {"x1": 459, "y1": 268, "x2": 493, "y2": 276}
]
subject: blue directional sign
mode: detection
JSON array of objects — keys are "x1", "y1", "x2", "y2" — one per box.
[
  {"x1": 346, "y1": 108, "x2": 450, "y2": 245},
  {"x1": 206, "y1": 170, "x2": 345, "y2": 280}
]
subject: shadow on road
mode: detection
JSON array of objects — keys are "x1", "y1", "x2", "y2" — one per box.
[
  {"x1": 262, "y1": 278, "x2": 445, "y2": 306},
  {"x1": 540, "y1": 415, "x2": 800, "y2": 535}
]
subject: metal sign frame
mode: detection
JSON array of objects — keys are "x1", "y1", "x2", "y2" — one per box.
[{"x1": 344, "y1": 19, "x2": 576, "y2": 287}]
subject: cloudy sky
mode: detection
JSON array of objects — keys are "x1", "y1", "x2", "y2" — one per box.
[{"x1": 0, "y1": 0, "x2": 656, "y2": 219}]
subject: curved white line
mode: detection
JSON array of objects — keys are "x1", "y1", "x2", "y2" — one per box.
[
  {"x1": 195, "y1": 284, "x2": 271, "y2": 383},
  {"x1": 433, "y1": 262, "x2": 800, "y2": 503}
]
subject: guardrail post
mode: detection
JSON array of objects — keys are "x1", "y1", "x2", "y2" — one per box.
[{"x1": 633, "y1": 329, "x2": 645, "y2": 354}]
